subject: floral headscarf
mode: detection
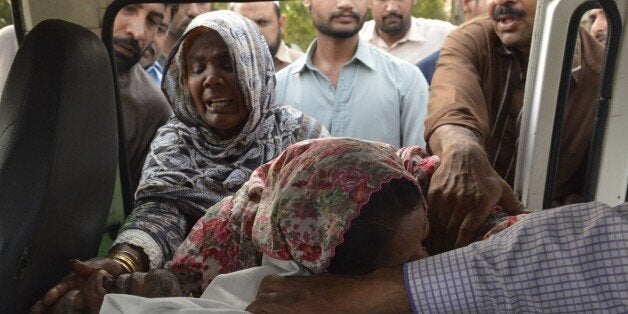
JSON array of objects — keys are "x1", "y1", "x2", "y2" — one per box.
[
  {"x1": 116, "y1": 11, "x2": 326, "y2": 268},
  {"x1": 169, "y1": 138, "x2": 434, "y2": 296}
]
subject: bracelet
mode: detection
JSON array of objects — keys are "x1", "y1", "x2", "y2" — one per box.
[
  {"x1": 116, "y1": 249, "x2": 140, "y2": 263},
  {"x1": 111, "y1": 255, "x2": 133, "y2": 273},
  {"x1": 110, "y1": 251, "x2": 139, "y2": 273}
]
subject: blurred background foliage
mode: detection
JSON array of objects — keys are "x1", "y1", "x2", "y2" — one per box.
[
  {"x1": 0, "y1": 0, "x2": 449, "y2": 48},
  {"x1": 212, "y1": 2, "x2": 229, "y2": 10},
  {"x1": 281, "y1": 1, "x2": 317, "y2": 51},
  {"x1": 0, "y1": 0, "x2": 12, "y2": 28},
  {"x1": 412, "y1": 0, "x2": 449, "y2": 21}
]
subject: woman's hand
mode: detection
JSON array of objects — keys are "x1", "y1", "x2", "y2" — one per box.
[
  {"x1": 30, "y1": 257, "x2": 125, "y2": 313},
  {"x1": 32, "y1": 244, "x2": 148, "y2": 313},
  {"x1": 80, "y1": 270, "x2": 113, "y2": 314},
  {"x1": 49, "y1": 289, "x2": 84, "y2": 314},
  {"x1": 48, "y1": 270, "x2": 113, "y2": 314}
]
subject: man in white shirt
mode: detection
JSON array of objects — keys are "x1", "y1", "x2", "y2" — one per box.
[{"x1": 359, "y1": 0, "x2": 454, "y2": 64}]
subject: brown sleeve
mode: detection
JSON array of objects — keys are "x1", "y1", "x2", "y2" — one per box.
[
  {"x1": 424, "y1": 19, "x2": 493, "y2": 147},
  {"x1": 553, "y1": 27, "x2": 604, "y2": 199}
]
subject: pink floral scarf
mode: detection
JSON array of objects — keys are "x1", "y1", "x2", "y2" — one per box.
[{"x1": 168, "y1": 138, "x2": 434, "y2": 296}]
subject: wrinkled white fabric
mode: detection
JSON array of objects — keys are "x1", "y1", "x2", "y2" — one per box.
[{"x1": 100, "y1": 255, "x2": 308, "y2": 313}]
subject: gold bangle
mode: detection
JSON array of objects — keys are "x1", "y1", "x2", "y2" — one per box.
[
  {"x1": 117, "y1": 250, "x2": 140, "y2": 263},
  {"x1": 120, "y1": 252, "x2": 138, "y2": 272},
  {"x1": 111, "y1": 256, "x2": 132, "y2": 273},
  {"x1": 111, "y1": 253, "x2": 138, "y2": 273}
]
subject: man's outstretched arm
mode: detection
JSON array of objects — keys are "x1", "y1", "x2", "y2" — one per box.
[{"x1": 247, "y1": 267, "x2": 412, "y2": 314}]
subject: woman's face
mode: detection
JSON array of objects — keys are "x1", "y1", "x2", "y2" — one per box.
[
  {"x1": 382, "y1": 204, "x2": 430, "y2": 265},
  {"x1": 185, "y1": 29, "x2": 249, "y2": 139}
]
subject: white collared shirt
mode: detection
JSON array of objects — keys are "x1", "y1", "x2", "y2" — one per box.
[
  {"x1": 359, "y1": 16, "x2": 454, "y2": 64},
  {"x1": 273, "y1": 40, "x2": 304, "y2": 72}
]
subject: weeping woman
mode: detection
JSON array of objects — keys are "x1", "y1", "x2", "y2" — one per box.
[{"x1": 114, "y1": 10, "x2": 328, "y2": 273}]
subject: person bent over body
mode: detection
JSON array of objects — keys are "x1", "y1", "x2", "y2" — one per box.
[
  {"x1": 51, "y1": 138, "x2": 433, "y2": 312},
  {"x1": 51, "y1": 138, "x2": 526, "y2": 313}
]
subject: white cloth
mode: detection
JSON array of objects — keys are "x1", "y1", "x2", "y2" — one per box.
[
  {"x1": 359, "y1": 17, "x2": 454, "y2": 64},
  {"x1": 100, "y1": 255, "x2": 310, "y2": 313}
]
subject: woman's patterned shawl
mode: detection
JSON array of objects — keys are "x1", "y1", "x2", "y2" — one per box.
[
  {"x1": 167, "y1": 138, "x2": 523, "y2": 297},
  {"x1": 115, "y1": 11, "x2": 327, "y2": 268},
  {"x1": 168, "y1": 138, "x2": 433, "y2": 296}
]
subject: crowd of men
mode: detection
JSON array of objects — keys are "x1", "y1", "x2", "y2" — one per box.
[{"x1": 0, "y1": 0, "x2": 620, "y2": 312}]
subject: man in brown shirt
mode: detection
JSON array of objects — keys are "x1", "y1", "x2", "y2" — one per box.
[
  {"x1": 113, "y1": 4, "x2": 174, "y2": 193},
  {"x1": 425, "y1": 0, "x2": 604, "y2": 251}
]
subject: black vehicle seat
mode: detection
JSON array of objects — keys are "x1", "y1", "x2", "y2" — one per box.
[{"x1": 0, "y1": 19, "x2": 118, "y2": 313}]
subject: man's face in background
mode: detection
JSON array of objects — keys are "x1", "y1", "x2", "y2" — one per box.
[{"x1": 232, "y1": 2, "x2": 285, "y2": 57}]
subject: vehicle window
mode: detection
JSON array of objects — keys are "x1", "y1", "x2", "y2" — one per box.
[{"x1": 541, "y1": 2, "x2": 617, "y2": 207}]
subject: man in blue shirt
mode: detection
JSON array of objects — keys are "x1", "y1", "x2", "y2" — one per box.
[{"x1": 275, "y1": 0, "x2": 428, "y2": 148}]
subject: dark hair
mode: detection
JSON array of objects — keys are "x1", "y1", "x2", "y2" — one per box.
[
  {"x1": 143, "y1": 269, "x2": 183, "y2": 297},
  {"x1": 165, "y1": 3, "x2": 175, "y2": 21},
  {"x1": 272, "y1": 2, "x2": 281, "y2": 20},
  {"x1": 327, "y1": 178, "x2": 423, "y2": 275},
  {"x1": 170, "y1": 3, "x2": 179, "y2": 19}
]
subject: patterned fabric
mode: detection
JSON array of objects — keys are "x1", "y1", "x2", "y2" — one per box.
[
  {"x1": 168, "y1": 138, "x2": 432, "y2": 296},
  {"x1": 405, "y1": 201, "x2": 628, "y2": 313},
  {"x1": 397, "y1": 146, "x2": 439, "y2": 194},
  {"x1": 115, "y1": 11, "x2": 327, "y2": 269}
]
